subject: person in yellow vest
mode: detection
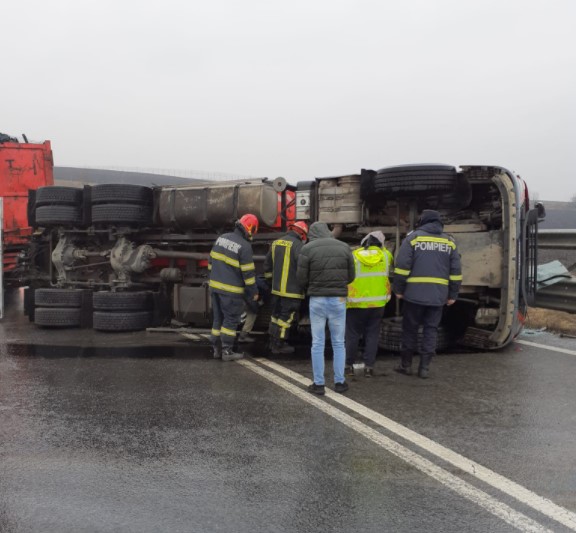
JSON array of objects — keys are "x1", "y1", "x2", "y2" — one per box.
[{"x1": 345, "y1": 231, "x2": 393, "y2": 377}]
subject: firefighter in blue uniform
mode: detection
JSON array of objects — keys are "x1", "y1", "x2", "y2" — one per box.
[
  {"x1": 392, "y1": 210, "x2": 462, "y2": 378},
  {"x1": 264, "y1": 221, "x2": 308, "y2": 354},
  {"x1": 209, "y1": 214, "x2": 259, "y2": 361}
]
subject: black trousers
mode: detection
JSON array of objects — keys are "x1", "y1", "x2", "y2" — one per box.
[
  {"x1": 268, "y1": 296, "x2": 302, "y2": 342},
  {"x1": 210, "y1": 292, "x2": 245, "y2": 349},
  {"x1": 345, "y1": 307, "x2": 385, "y2": 368},
  {"x1": 401, "y1": 300, "x2": 443, "y2": 370}
]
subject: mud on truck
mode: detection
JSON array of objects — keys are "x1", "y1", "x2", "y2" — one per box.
[{"x1": 22, "y1": 164, "x2": 542, "y2": 351}]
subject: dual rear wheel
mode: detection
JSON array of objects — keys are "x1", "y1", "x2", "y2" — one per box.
[{"x1": 33, "y1": 289, "x2": 152, "y2": 331}]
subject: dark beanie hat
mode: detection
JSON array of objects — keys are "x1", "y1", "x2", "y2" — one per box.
[{"x1": 418, "y1": 210, "x2": 442, "y2": 226}]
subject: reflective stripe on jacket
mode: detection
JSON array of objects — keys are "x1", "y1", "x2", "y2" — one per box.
[
  {"x1": 347, "y1": 246, "x2": 393, "y2": 309},
  {"x1": 264, "y1": 231, "x2": 305, "y2": 299},
  {"x1": 392, "y1": 221, "x2": 462, "y2": 306},
  {"x1": 208, "y1": 228, "x2": 257, "y2": 299}
]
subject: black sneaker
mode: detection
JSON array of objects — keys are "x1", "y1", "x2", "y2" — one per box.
[
  {"x1": 364, "y1": 367, "x2": 374, "y2": 378},
  {"x1": 418, "y1": 368, "x2": 430, "y2": 379},
  {"x1": 334, "y1": 381, "x2": 349, "y2": 394},
  {"x1": 307, "y1": 383, "x2": 325, "y2": 396}
]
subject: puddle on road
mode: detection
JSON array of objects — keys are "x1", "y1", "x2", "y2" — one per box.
[
  {"x1": 4, "y1": 343, "x2": 209, "y2": 359},
  {"x1": 2, "y1": 339, "x2": 308, "y2": 360}
]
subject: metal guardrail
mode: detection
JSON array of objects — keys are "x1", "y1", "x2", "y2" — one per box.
[
  {"x1": 537, "y1": 229, "x2": 576, "y2": 250},
  {"x1": 532, "y1": 228, "x2": 576, "y2": 313},
  {"x1": 534, "y1": 278, "x2": 576, "y2": 313}
]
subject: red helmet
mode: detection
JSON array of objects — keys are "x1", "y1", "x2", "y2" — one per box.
[
  {"x1": 238, "y1": 214, "x2": 259, "y2": 238},
  {"x1": 289, "y1": 220, "x2": 309, "y2": 241}
]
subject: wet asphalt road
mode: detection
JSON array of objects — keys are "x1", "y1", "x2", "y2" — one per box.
[{"x1": 1, "y1": 293, "x2": 576, "y2": 532}]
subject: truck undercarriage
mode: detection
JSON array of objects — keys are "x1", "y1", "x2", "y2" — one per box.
[{"x1": 22, "y1": 164, "x2": 541, "y2": 351}]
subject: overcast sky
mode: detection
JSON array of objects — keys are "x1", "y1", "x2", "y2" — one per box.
[{"x1": 3, "y1": 0, "x2": 575, "y2": 200}]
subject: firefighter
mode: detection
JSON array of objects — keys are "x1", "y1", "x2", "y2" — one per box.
[
  {"x1": 392, "y1": 210, "x2": 462, "y2": 378},
  {"x1": 209, "y1": 214, "x2": 259, "y2": 361},
  {"x1": 264, "y1": 221, "x2": 308, "y2": 354},
  {"x1": 345, "y1": 231, "x2": 393, "y2": 377}
]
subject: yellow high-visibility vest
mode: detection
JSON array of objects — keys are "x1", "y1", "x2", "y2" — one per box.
[{"x1": 347, "y1": 246, "x2": 392, "y2": 309}]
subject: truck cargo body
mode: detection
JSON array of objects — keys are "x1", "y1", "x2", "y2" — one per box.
[{"x1": 23, "y1": 164, "x2": 541, "y2": 350}]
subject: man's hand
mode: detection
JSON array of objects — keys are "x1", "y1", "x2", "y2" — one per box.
[
  {"x1": 446, "y1": 299, "x2": 456, "y2": 306},
  {"x1": 395, "y1": 293, "x2": 404, "y2": 300},
  {"x1": 253, "y1": 293, "x2": 260, "y2": 301}
]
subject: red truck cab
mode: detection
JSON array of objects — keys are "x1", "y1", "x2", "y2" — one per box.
[{"x1": 0, "y1": 136, "x2": 54, "y2": 280}]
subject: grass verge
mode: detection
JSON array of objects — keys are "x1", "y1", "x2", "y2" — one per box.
[{"x1": 525, "y1": 307, "x2": 576, "y2": 336}]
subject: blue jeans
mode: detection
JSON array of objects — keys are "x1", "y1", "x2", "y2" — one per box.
[{"x1": 309, "y1": 296, "x2": 347, "y2": 386}]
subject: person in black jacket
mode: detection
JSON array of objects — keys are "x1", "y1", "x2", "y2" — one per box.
[
  {"x1": 209, "y1": 214, "x2": 259, "y2": 362},
  {"x1": 296, "y1": 222, "x2": 355, "y2": 395},
  {"x1": 392, "y1": 210, "x2": 462, "y2": 378},
  {"x1": 264, "y1": 221, "x2": 309, "y2": 354}
]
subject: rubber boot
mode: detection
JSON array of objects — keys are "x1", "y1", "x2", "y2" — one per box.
[
  {"x1": 212, "y1": 339, "x2": 222, "y2": 360},
  {"x1": 394, "y1": 351, "x2": 413, "y2": 375},
  {"x1": 238, "y1": 331, "x2": 257, "y2": 343},
  {"x1": 418, "y1": 354, "x2": 432, "y2": 379},
  {"x1": 270, "y1": 338, "x2": 295, "y2": 354},
  {"x1": 222, "y1": 347, "x2": 244, "y2": 362}
]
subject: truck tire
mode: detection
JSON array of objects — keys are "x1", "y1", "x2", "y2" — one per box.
[
  {"x1": 93, "y1": 291, "x2": 152, "y2": 311},
  {"x1": 35, "y1": 205, "x2": 82, "y2": 226},
  {"x1": 374, "y1": 164, "x2": 457, "y2": 196},
  {"x1": 91, "y1": 204, "x2": 152, "y2": 225},
  {"x1": 35, "y1": 186, "x2": 83, "y2": 206},
  {"x1": 35, "y1": 307, "x2": 81, "y2": 327},
  {"x1": 378, "y1": 317, "x2": 448, "y2": 352},
  {"x1": 93, "y1": 311, "x2": 151, "y2": 331},
  {"x1": 35, "y1": 288, "x2": 83, "y2": 308},
  {"x1": 91, "y1": 184, "x2": 153, "y2": 205}
]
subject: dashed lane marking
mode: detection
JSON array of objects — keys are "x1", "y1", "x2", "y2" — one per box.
[
  {"x1": 250, "y1": 357, "x2": 576, "y2": 532},
  {"x1": 516, "y1": 339, "x2": 576, "y2": 357},
  {"x1": 239, "y1": 359, "x2": 552, "y2": 533}
]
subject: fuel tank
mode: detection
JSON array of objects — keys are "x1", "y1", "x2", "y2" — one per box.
[
  {"x1": 157, "y1": 181, "x2": 279, "y2": 230},
  {"x1": 317, "y1": 174, "x2": 362, "y2": 224}
]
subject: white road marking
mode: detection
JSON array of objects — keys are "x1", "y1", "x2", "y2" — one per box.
[
  {"x1": 253, "y1": 357, "x2": 576, "y2": 532},
  {"x1": 516, "y1": 339, "x2": 576, "y2": 357},
  {"x1": 181, "y1": 333, "x2": 201, "y2": 341},
  {"x1": 239, "y1": 359, "x2": 551, "y2": 533}
]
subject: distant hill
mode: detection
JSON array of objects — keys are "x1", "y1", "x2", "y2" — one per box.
[
  {"x1": 54, "y1": 167, "x2": 207, "y2": 187},
  {"x1": 539, "y1": 200, "x2": 576, "y2": 230}
]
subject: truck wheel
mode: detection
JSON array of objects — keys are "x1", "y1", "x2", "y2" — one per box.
[
  {"x1": 93, "y1": 311, "x2": 151, "y2": 331},
  {"x1": 374, "y1": 164, "x2": 457, "y2": 196},
  {"x1": 91, "y1": 184, "x2": 153, "y2": 205},
  {"x1": 91, "y1": 204, "x2": 152, "y2": 225},
  {"x1": 35, "y1": 307, "x2": 81, "y2": 327},
  {"x1": 35, "y1": 288, "x2": 83, "y2": 308},
  {"x1": 378, "y1": 317, "x2": 448, "y2": 352},
  {"x1": 35, "y1": 205, "x2": 82, "y2": 226},
  {"x1": 35, "y1": 186, "x2": 83, "y2": 206},
  {"x1": 93, "y1": 291, "x2": 152, "y2": 311}
]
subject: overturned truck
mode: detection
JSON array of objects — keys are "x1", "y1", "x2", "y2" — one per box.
[{"x1": 23, "y1": 164, "x2": 542, "y2": 350}]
